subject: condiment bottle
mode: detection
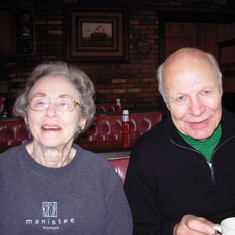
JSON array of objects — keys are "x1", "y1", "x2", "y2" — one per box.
[
  {"x1": 116, "y1": 98, "x2": 122, "y2": 112},
  {"x1": 122, "y1": 110, "x2": 130, "y2": 148}
]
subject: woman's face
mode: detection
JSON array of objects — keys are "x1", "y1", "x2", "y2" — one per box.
[{"x1": 26, "y1": 75, "x2": 86, "y2": 148}]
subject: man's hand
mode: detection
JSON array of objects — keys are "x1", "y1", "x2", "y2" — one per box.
[{"x1": 173, "y1": 214, "x2": 218, "y2": 235}]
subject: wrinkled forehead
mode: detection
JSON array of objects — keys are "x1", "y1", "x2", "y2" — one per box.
[
  {"x1": 29, "y1": 75, "x2": 80, "y2": 99},
  {"x1": 162, "y1": 52, "x2": 218, "y2": 89}
]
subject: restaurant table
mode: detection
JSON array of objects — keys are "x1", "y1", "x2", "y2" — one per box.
[
  {"x1": 77, "y1": 140, "x2": 134, "y2": 153},
  {"x1": 0, "y1": 140, "x2": 134, "y2": 157},
  {"x1": 77, "y1": 140, "x2": 134, "y2": 158}
]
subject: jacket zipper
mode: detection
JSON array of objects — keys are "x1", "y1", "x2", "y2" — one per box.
[
  {"x1": 171, "y1": 136, "x2": 235, "y2": 185},
  {"x1": 208, "y1": 163, "x2": 215, "y2": 183},
  {"x1": 170, "y1": 139, "x2": 216, "y2": 184}
]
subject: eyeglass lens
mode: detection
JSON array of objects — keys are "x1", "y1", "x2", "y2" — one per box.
[{"x1": 29, "y1": 97, "x2": 76, "y2": 111}]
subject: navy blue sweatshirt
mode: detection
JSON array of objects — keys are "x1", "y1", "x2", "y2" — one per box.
[{"x1": 0, "y1": 143, "x2": 132, "y2": 234}]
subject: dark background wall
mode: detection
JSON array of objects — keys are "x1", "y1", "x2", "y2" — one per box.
[{"x1": 1, "y1": 0, "x2": 235, "y2": 116}]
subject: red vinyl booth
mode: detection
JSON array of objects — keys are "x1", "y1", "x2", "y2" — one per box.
[{"x1": 108, "y1": 157, "x2": 129, "y2": 185}]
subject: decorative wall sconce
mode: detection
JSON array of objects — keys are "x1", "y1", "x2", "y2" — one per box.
[{"x1": 138, "y1": 41, "x2": 152, "y2": 53}]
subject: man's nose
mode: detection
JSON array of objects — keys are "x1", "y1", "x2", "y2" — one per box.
[{"x1": 189, "y1": 97, "x2": 205, "y2": 117}]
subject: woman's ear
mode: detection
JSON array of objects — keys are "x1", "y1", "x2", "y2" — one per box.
[
  {"x1": 24, "y1": 116, "x2": 30, "y2": 130},
  {"x1": 24, "y1": 116, "x2": 28, "y2": 125},
  {"x1": 79, "y1": 118, "x2": 87, "y2": 131}
]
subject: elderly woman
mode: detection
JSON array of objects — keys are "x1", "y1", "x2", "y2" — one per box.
[{"x1": 0, "y1": 62, "x2": 132, "y2": 235}]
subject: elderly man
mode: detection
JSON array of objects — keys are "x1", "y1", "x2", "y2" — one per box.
[{"x1": 124, "y1": 48, "x2": 235, "y2": 235}]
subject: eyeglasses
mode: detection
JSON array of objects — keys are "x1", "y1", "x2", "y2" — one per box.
[{"x1": 28, "y1": 96, "x2": 84, "y2": 112}]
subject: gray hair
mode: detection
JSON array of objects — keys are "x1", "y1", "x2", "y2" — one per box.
[
  {"x1": 156, "y1": 51, "x2": 223, "y2": 106},
  {"x1": 13, "y1": 62, "x2": 96, "y2": 131}
]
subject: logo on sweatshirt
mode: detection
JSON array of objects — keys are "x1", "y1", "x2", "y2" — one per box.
[
  {"x1": 42, "y1": 202, "x2": 57, "y2": 217},
  {"x1": 25, "y1": 202, "x2": 75, "y2": 230}
]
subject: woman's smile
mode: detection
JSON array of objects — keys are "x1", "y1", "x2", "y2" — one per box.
[{"x1": 41, "y1": 123, "x2": 62, "y2": 131}]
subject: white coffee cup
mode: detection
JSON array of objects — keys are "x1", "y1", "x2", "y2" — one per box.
[{"x1": 214, "y1": 217, "x2": 235, "y2": 235}]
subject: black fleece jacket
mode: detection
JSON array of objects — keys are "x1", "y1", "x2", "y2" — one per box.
[{"x1": 124, "y1": 109, "x2": 235, "y2": 235}]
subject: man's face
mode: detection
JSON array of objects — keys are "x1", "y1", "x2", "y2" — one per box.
[{"x1": 164, "y1": 54, "x2": 222, "y2": 141}]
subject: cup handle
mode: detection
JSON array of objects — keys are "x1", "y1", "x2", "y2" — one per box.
[{"x1": 213, "y1": 225, "x2": 222, "y2": 233}]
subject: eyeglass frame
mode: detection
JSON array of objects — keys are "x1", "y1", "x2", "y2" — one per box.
[{"x1": 27, "y1": 95, "x2": 84, "y2": 112}]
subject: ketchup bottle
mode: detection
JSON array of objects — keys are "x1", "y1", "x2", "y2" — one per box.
[{"x1": 122, "y1": 110, "x2": 130, "y2": 148}]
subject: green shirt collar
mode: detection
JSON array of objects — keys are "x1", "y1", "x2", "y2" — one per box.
[{"x1": 178, "y1": 124, "x2": 222, "y2": 162}]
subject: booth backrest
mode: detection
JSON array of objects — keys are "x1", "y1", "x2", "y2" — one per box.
[
  {"x1": 107, "y1": 157, "x2": 129, "y2": 185},
  {"x1": 77, "y1": 112, "x2": 162, "y2": 142},
  {"x1": 0, "y1": 119, "x2": 33, "y2": 146},
  {"x1": 0, "y1": 112, "x2": 161, "y2": 147},
  {"x1": 96, "y1": 103, "x2": 119, "y2": 113}
]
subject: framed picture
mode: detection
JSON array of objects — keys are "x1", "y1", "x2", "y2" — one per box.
[{"x1": 66, "y1": 7, "x2": 128, "y2": 62}]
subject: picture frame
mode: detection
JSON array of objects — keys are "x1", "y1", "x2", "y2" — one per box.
[{"x1": 66, "y1": 7, "x2": 128, "y2": 62}]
